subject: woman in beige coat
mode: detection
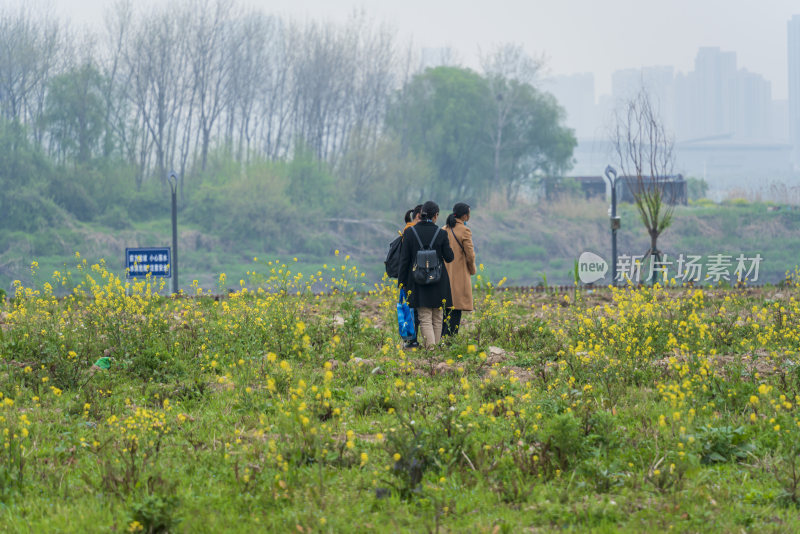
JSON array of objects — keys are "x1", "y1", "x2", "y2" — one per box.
[{"x1": 442, "y1": 203, "x2": 476, "y2": 337}]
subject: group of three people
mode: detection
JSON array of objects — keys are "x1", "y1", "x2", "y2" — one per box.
[{"x1": 397, "y1": 200, "x2": 477, "y2": 349}]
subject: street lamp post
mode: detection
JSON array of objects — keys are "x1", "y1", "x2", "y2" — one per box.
[
  {"x1": 168, "y1": 171, "x2": 179, "y2": 294},
  {"x1": 604, "y1": 165, "x2": 621, "y2": 286}
]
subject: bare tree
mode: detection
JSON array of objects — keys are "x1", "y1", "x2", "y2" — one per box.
[
  {"x1": 480, "y1": 43, "x2": 543, "y2": 202},
  {"x1": 0, "y1": 7, "x2": 63, "y2": 131},
  {"x1": 289, "y1": 20, "x2": 352, "y2": 164},
  {"x1": 125, "y1": 6, "x2": 191, "y2": 185},
  {"x1": 188, "y1": 0, "x2": 231, "y2": 171},
  {"x1": 225, "y1": 12, "x2": 270, "y2": 163},
  {"x1": 612, "y1": 88, "x2": 676, "y2": 280},
  {"x1": 99, "y1": 1, "x2": 139, "y2": 163},
  {"x1": 252, "y1": 16, "x2": 293, "y2": 161}
]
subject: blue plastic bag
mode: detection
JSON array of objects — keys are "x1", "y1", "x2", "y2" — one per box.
[{"x1": 397, "y1": 289, "x2": 415, "y2": 340}]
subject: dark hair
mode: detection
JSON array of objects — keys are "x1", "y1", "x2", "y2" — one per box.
[
  {"x1": 446, "y1": 202, "x2": 470, "y2": 228},
  {"x1": 420, "y1": 201, "x2": 439, "y2": 220},
  {"x1": 404, "y1": 209, "x2": 414, "y2": 224},
  {"x1": 412, "y1": 204, "x2": 423, "y2": 217}
]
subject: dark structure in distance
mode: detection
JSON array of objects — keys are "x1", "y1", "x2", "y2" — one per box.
[{"x1": 567, "y1": 175, "x2": 687, "y2": 205}]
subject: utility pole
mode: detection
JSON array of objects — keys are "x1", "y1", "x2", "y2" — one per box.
[
  {"x1": 604, "y1": 165, "x2": 621, "y2": 286},
  {"x1": 168, "y1": 171, "x2": 179, "y2": 294}
]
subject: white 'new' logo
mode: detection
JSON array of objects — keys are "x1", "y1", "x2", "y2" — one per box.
[{"x1": 578, "y1": 252, "x2": 608, "y2": 284}]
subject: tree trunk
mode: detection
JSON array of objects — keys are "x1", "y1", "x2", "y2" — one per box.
[
  {"x1": 650, "y1": 231, "x2": 659, "y2": 259},
  {"x1": 649, "y1": 230, "x2": 660, "y2": 285}
]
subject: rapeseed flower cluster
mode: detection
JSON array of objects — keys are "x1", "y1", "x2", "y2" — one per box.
[{"x1": 4, "y1": 254, "x2": 800, "y2": 529}]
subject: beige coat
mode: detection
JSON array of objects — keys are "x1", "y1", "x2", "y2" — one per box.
[{"x1": 443, "y1": 221, "x2": 476, "y2": 311}]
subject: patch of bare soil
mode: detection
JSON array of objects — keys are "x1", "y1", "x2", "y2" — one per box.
[
  {"x1": 490, "y1": 365, "x2": 535, "y2": 384},
  {"x1": 401, "y1": 344, "x2": 553, "y2": 384},
  {"x1": 355, "y1": 296, "x2": 386, "y2": 329},
  {"x1": 653, "y1": 349, "x2": 780, "y2": 377}
]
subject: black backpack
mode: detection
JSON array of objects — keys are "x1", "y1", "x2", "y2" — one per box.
[
  {"x1": 410, "y1": 226, "x2": 442, "y2": 285},
  {"x1": 384, "y1": 235, "x2": 403, "y2": 278}
]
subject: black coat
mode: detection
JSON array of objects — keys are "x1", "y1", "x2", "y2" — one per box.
[{"x1": 398, "y1": 220, "x2": 454, "y2": 309}]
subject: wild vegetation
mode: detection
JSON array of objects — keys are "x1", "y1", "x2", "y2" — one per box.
[
  {"x1": 0, "y1": 1, "x2": 573, "y2": 240},
  {"x1": 3, "y1": 193, "x2": 798, "y2": 292},
  {"x1": 2, "y1": 256, "x2": 800, "y2": 531}
]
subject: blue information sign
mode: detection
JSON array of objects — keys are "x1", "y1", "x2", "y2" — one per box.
[{"x1": 125, "y1": 247, "x2": 171, "y2": 279}]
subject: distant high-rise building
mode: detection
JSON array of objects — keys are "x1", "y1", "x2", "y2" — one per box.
[
  {"x1": 736, "y1": 69, "x2": 771, "y2": 140},
  {"x1": 673, "y1": 71, "x2": 694, "y2": 140},
  {"x1": 692, "y1": 47, "x2": 737, "y2": 139},
  {"x1": 788, "y1": 15, "x2": 800, "y2": 165},
  {"x1": 772, "y1": 100, "x2": 790, "y2": 141},
  {"x1": 542, "y1": 73, "x2": 596, "y2": 139},
  {"x1": 673, "y1": 47, "x2": 771, "y2": 142},
  {"x1": 610, "y1": 66, "x2": 675, "y2": 130},
  {"x1": 611, "y1": 68, "x2": 642, "y2": 102}
]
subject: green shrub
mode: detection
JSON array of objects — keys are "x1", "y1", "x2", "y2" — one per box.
[
  {"x1": 129, "y1": 493, "x2": 181, "y2": 534},
  {"x1": 543, "y1": 412, "x2": 585, "y2": 472},
  {"x1": 97, "y1": 205, "x2": 132, "y2": 230},
  {"x1": 697, "y1": 425, "x2": 754, "y2": 464},
  {"x1": 47, "y1": 174, "x2": 99, "y2": 221}
]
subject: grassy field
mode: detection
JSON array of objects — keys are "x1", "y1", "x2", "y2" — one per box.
[{"x1": 2, "y1": 257, "x2": 800, "y2": 532}]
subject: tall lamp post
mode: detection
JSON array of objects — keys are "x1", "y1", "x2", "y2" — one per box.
[
  {"x1": 604, "y1": 165, "x2": 621, "y2": 286},
  {"x1": 168, "y1": 171, "x2": 179, "y2": 294}
]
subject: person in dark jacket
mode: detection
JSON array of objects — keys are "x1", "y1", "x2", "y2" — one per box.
[
  {"x1": 397, "y1": 201, "x2": 454, "y2": 348},
  {"x1": 400, "y1": 206, "x2": 422, "y2": 348}
]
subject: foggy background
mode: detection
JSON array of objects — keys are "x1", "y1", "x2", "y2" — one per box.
[
  {"x1": 36, "y1": 0, "x2": 800, "y2": 197},
  {"x1": 3, "y1": 0, "x2": 800, "y2": 290}
]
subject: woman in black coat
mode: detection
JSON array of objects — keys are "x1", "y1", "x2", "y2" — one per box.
[{"x1": 397, "y1": 201, "x2": 454, "y2": 348}]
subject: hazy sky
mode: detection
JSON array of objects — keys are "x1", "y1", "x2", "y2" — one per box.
[{"x1": 18, "y1": 0, "x2": 800, "y2": 99}]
